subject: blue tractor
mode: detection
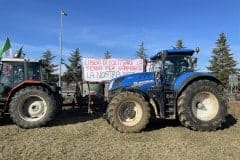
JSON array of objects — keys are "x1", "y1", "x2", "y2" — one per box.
[{"x1": 106, "y1": 48, "x2": 228, "y2": 132}]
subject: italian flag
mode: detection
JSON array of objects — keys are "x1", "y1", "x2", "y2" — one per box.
[
  {"x1": 0, "y1": 37, "x2": 12, "y2": 58},
  {"x1": 15, "y1": 46, "x2": 23, "y2": 58}
]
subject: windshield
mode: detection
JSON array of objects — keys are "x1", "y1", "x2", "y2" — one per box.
[
  {"x1": 150, "y1": 55, "x2": 193, "y2": 85},
  {"x1": 165, "y1": 55, "x2": 192, "y2": 75},
  {"x1": 151, "y1": 55, "x2": 193, "y2": 74},
  {"x1": 0, "y1": 62, "x2": 25, "y2": 86}
]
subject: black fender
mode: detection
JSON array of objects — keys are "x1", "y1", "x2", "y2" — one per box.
[
  {"x1": 108, "y1": 87, "x2": 160, "y2": 117},
  {"x1": 108, "y1": 87, "x2": 150, "y2": 101}
]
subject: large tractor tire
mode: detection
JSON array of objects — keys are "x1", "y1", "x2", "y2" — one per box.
[
  {"x1": 177, "y1": 80, "x2": 228, "y2": 131},
  {"x1": 107, "y1": 92, "x2": 150, "y2": 133},
  {"x1": 9, "y1": 86, "x2": 57, "y2": 128}
]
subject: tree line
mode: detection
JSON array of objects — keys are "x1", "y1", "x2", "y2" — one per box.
[{"x1": 42, "y1": 32, "x2": 239, "y2": 88}]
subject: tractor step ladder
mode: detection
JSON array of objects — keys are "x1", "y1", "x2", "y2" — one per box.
[{"x1": 164, "y1": 90, "x2": 176, "y2": 119}]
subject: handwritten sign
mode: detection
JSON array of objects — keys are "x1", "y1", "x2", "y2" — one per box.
[{"x1": 82, "y1": 58, "x2": 143, "y2": 82}]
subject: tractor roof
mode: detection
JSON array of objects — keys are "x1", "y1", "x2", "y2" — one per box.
[
  {"x1": 151, "y1": 49, "x2": 195, "y2": 60},
  {"x1": 1, "y1": 58, "x2": 39, "y2": 63}
]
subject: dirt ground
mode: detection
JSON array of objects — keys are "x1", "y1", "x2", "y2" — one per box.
[{"x1": 0, "y1": 102, "x2": 239, "y2": 160}]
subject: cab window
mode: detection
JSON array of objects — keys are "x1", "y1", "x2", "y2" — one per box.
[{"x1": 27, "y1": 62, "x2": 41, "y2": 80}]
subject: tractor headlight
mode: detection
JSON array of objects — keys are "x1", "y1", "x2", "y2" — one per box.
[
  {"x1": 108, "y1": 77, "x2": 124, "y2": 91},
  {"x1": 108, "y1": 80, "x2": 114, "y2": 90}
]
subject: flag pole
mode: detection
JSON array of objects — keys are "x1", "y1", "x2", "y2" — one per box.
[{"x1": 59, "y1": 10, "x2": 67, "y2": 87}]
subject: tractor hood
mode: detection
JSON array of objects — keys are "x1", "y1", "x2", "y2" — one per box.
[{"x1": 108, "y1": 72, "x2": 155, "y2": 92}]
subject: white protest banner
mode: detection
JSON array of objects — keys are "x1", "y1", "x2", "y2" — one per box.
[{"x1": 82, "y1": 58, "x2": 143, "y2": 82}]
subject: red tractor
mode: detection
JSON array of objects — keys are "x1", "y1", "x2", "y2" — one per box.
[{"x1": 0, "y1": 58, "x2": 61, "y2": 128}]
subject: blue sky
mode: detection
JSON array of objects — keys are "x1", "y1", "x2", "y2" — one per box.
[{"x1": 0, "y1": 0, "x2": 239, "y2": 71}]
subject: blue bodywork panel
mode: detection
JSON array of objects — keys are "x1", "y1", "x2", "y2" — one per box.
[
  {"x1": 109, "y1": 72, "x2": 155, "y2": 93},
  {"x1": 172, "y1": 72, "x2": 215, "y2": 91},
  {"x1": 109, "y1": 71, "x2": 216, "y2": 96}
]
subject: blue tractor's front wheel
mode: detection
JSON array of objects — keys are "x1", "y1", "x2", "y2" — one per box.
[{"x1": 106, "y1": 92, "x2": 150, "y2": 133}]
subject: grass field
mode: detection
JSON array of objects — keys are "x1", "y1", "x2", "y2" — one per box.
[{"x1": 0, "y1": 102, "x2": 239, "y2": 160}]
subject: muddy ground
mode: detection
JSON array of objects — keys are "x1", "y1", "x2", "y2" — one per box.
[{"x1": 0, "y1": 102, "x2": 239, "y2": 160}]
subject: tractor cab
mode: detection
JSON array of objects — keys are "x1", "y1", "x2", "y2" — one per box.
[
  {"x1": 0, "y1": 58, "x2": 44, "y2": 99},
  {"x1": 151, "y1": 49, "x2": 197, "y2": 86}
]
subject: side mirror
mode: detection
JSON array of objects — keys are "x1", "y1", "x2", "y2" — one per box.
[
  {"x1": 193, "y1": 58, "x2": 198, "y2": 64},
  {"x1": 195, "y1": 47, "x2": 200, "y2": 54},
  {"x1": 192, "y1": 58, "x2": 198, "y2": 70},
  {"x1": 161, "y1": 51, "x2": 167, "y2": 61}
]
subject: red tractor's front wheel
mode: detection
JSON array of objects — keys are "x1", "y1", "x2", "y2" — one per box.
[{"x1": 9, "y1": 86, "x2": 57, "y2": 128}]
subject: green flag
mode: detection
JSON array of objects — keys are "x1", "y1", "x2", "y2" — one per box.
[
  {"x1": 0, "y1": 37, "x2": 11, "y2": 58},
  {"x1": 15, "y1": 46, "x2": 23, "y2": 58}
]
